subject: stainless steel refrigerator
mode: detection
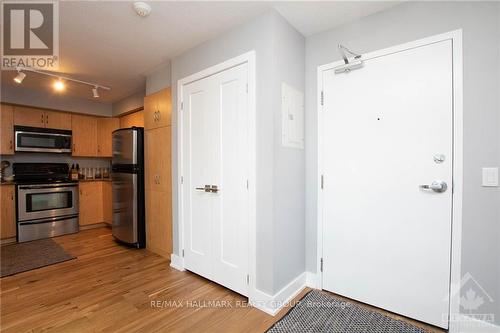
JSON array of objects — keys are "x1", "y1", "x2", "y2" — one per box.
[{"x1": 111, "y1": 127, "x2": 145, "y2": 248}]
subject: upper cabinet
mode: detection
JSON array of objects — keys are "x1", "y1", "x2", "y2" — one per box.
[
  {"x1": 119, "y1": 110, "x2": 144, "y2": 128},
  {"x1": 97, "y1": 117, "x2": 119, "y2": 157},
  {"x1": 144, "y1": 88, "x2": 171, "y2": 130},
  {"x1": 71, "y1": 114, "x2": 98, "y2": 157},
  {"x1": 13, "y1": 106, "x2": 71, "y2": 130},
  {"x1": 1, "y1": 104, "x2": 14, "y2": 155}
]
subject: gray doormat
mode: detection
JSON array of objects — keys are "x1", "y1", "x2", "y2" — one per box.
[
  {"x1": 267, "y1": 290, "x2": 432, "y2": 333},
  {"x1": 1, "y1": 238, "x2": 75, "y2": 277}
]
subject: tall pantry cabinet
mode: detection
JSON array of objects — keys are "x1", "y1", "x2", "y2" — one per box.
[{"x1": 144, "y1": 88, "x2": 172, "y2": 258}]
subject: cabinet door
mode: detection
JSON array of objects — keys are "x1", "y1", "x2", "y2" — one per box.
[
  {"x1": 119, "y1": 110, "x2": 144, "y2": 128},
  {"x1": 1, "y1": 104, "x2": 14, "y2": 155},
  {"x1": 0, "y1": 185, "x2": 16, "y2": 239},
  {"x1": 145, "y1": 126, "x2": 171, "y2": 191},
  {"x1": 14, "y1": 106, "x2": 46, "y2": 127},
  {"x1": 71, "y1": 115, "x2": 98, "y2": 157},
  {"x1": 102, "y1": 181, "x2": 113, "y2": 225},
  {"x1": 144, "y1": 88, "x2": 171, "y2": 130},
  {"x1": 44, "y1": 110, "x2": 71, "y2": 130},
  {"x1": 145, "y1": 189, "x2": 172, "y2": 258},
  {"x1": 97, "y1": 118, "x2": 120, "y2": 157},
  {"x1": 79, "y1": 182, "x2": 103, "y2": 226}
]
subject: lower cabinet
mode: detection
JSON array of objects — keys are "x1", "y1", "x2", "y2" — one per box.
[
  {"x1": 145, "y1": 189, "x2": 172, "y2": 257},
  {"x1": 0, "y1": 185, "x2": 16, "y2": 239},
  {"x1": 79, "y1": 181, "x2": 112, "y2": 226}
]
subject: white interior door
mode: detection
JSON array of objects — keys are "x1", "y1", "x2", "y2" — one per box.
[
  {"x1": 321, "y1": 40, "x2": 453, "y2": 329},
  {"x1": 182, "y1": 63, "x2": 249, "y2": 296}
]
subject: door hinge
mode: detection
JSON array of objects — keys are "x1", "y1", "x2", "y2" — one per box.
[
  {"x1": 320, "y1": 91, "x2": 324, "y2": 106},
  {"x1": 181, "y1": 101, "x2": 184, "y2": 110},
  {"x1": 246, "y1": 179, "x2": 249, "y2": 189},
  {"x1": 246, "y1": 274, "x2": 249, "y2": 285},
  {"x1": 182, "y1": 249, "x2": 185, "y2": 257},
  {"x1": 320, "y1": 175, "x2": 324, "y2": 190},
  {"x1": 181, "y1": 176, "x2": 184, "y2": 184},
  {"x1": 320, "y1": 258, "x2": 323, "y2": 272}
]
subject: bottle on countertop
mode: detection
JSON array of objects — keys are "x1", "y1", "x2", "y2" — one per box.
[{"x1": 70, "y1": 163, "x2": 79, "y2": 181}]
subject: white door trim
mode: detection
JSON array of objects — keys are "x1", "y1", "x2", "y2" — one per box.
[
  {"x1": 316, "y1": 30, "x2": 463, "y2": 333},
  {"x1": 175, "y1": 51, "x2": 257, "y2": 300}
]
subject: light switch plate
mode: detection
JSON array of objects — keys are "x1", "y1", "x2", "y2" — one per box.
[{"x1": 482, "y1": 167, "x2": 498, "y2": 187}]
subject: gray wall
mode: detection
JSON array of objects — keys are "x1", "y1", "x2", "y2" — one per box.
[
  {"x1": 1, "y1": 84, "x2": 112, "y2": 116},
  {"x1": 305, "y1": 1, "x2": 500, "y2": 323},
  {"x1": 112, "y1": 90, "x2": 145, "y2": 116},
  {"x1": 169, "y1": 10, "x2": 305, "y2": 294},
  {"x1": 146, "y1": 62, "x2": 171, "y2": 95}
]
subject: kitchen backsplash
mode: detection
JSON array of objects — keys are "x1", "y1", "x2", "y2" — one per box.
[{"x1": 0, "y1": 153, "x2": 111, "y2": 177}]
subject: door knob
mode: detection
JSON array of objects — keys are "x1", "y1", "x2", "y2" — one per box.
[
  {"x1": 195, "y1": 185, "x2": 211, "y2": 192},
  {"x1": 419, "y1": 180, "x2": 447, "y2": 193}
]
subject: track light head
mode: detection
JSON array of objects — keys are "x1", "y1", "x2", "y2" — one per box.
[
  {"x1": 14, "y1": 71, "x2": 26, "y2": 84},
  {"x1": 92, "y1": 87, "x2": 99, "y2": 98},
  {"x1": 53, "y1": 79, "x2": 65, "y2": 92}
]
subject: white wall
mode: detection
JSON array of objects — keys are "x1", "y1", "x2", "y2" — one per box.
[
  {"x1": 145, "y1": 62, "x2": 171, "y2": 95},
  {"x1": 305, "y1": 1, "x2": 500, "y2": 324},
  {"x1": 169, "y1": 11, "x2": 305, "y2": 294},
  {"x1": 1, "y1": 84, "x2": 112, "y2": 116}
]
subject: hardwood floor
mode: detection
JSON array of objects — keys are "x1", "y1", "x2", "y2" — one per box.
[
  {"x1": 1, "y1": 227, "x2": 445, "y2": 333},
  {"x1": 0, "y1": 228, "x2": 299, "y2": 333}
]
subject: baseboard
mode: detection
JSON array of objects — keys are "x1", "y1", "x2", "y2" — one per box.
[
  {"x1": 0, "y1": 237, "x2": 16, "y2": 246},
  {"x1": 169, "y1": 253, "x2": 185, "y2": 271},
  {"x1": 457, "y1": 315, "x2": 500, "y2": 333},
  {"x1": 79, "y1": 222, "x2": 108, "y2": 230},
  {"x1": 250, "y1": 272, "x2": 306, "y2": 316},
  {"x1": 305, "y1": 271, "x2": 320, "y2": 289}
]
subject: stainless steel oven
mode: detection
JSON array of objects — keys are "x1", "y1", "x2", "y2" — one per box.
[
  {"x1": 14, "y1": 126, "x2": 72, "y2": 153},
  {"x1": 16, "y1": 183, "x2": 79, "y2": 242}
]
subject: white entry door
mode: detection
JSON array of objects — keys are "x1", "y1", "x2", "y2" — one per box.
[
  {"x1": 182, "y1": 63, "x2": 249, "y2": 296},
  {"x1": 321, "y1": 40, "x2": 453, "y2": 328}
]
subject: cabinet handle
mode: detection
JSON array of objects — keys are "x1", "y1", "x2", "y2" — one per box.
[
  {"x1": 73, "y1": 143, "x2": 76, "y2": 152},
  {"x1": 157, "y1": 110, "x2": 161, "y2": 120},
  {"x1": 41, "y1": 114, "x2": 44, "y2": 124},
  {"x1": 45, "y1": 114, "x2": 48, "y2": 124},
  {"x1": 9, "y1": 140, "x2": 13, "y2": 150}
]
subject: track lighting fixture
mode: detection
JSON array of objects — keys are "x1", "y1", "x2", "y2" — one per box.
[
  {"x1": 11, "y1": 67, "x2": 111, "y2": 98},
  {"x1": 53, "y1": 79, "x2": 65, "y2": 92},
  {"x1": 14, "y1": 70, "x2": 26, "y2": 84}
]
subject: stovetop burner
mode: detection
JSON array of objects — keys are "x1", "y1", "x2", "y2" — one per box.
[{"x1": 13, "y1": 162, "x2": 72, "y2": 184}]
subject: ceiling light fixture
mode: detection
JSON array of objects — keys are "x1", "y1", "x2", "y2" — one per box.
[
  {"x1": 12, "y1": 67, "x2": 111, "y2": 98},
  {"x1": 13, "y1": 70, "x2": 26, "y2": 84},
  {"x1": 133, "y1": 2, "x2": 151, "y2": 17},
  {"x1": 53, "y1": 79, "x2": 65, "y2": 92}
]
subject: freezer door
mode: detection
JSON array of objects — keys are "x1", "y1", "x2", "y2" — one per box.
[
  {"x1": 112, "y1": 129, "x2": 137, "y2": 165},
  {"x1": 112, "y1": 172, "x2": 137, "y2": 244}
]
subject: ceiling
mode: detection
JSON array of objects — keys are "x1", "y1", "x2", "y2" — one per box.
[{"x1": 1, "y1": 1, "x2": 400, "y2": 103}]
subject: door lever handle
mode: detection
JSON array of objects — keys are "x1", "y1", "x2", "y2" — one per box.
[
  {"x1": 195, "y1": 185, "x2": 211, "y2": 192},
  {"x1": 209, "y1": 185, "x2": 219, "y2": 193},
  {"x1": 419, "y1": 180, "x2": 447, "y2": 193}
]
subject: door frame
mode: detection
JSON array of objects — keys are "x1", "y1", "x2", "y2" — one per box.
[
  {"x1": 176, "y1": 51, "x2": 257, "y2": 298},
  {"x1": 316, "y1": 30, "x2": 463, "y2": 332}
]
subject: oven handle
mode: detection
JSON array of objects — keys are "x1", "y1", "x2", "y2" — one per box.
[
  {"x1": 18, "y1": 184, "x2": 78, "y2": 190},
  {"x1": 18, "y1": 214, "x2": 78, "y2": 225}
]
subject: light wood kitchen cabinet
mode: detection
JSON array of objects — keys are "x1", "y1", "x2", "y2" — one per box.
[
  {"x1": 79, "y1": 182, "x2": 103, "y2": 226},
  {"x1": 44, "y1": 110, "x2": 72, "y2": 130},
  {"x1": 102, "y1": 181, "x2": 113, "y2": 225},
  {"x1": 144, "y1": 88, "x2": 171, "y2": 130},
  {"x1": 71, "y1": 114, "x2": 98, "y2": 157},
  {"x1": 145, "y1": 126, "x2": 171, "y2": 191},
  {"x1": 97, "y1": 118, "x2": 119, "y2": 157},
  {"x1": 120, "y1": 110, "x2": 144, "y2": 128},
  {"x1": 14, "y1": 106, "x2": 71, "y2": 130},
  {"x1": 1, "y1": 104, "x2": 14, "y2": 155},
  {"x1": 0, "y1": 185, "x2": 16, "y2": 239},
  {"x1": 145, "y1": 189, "x2": 172, "y2": 257}
]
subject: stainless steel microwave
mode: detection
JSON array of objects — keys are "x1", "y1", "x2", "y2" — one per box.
[{"x1": 14, "y1": 126, "x2": 72, "y2": 153}]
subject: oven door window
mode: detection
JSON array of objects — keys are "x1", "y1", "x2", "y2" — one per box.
[{"x1": 26, "y1": 191, "x2": 73, "y2": 212}]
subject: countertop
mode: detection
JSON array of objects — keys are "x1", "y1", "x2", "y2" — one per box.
[{"x1": 0, "y1": 179, "x2": 111, "y2": 185}]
